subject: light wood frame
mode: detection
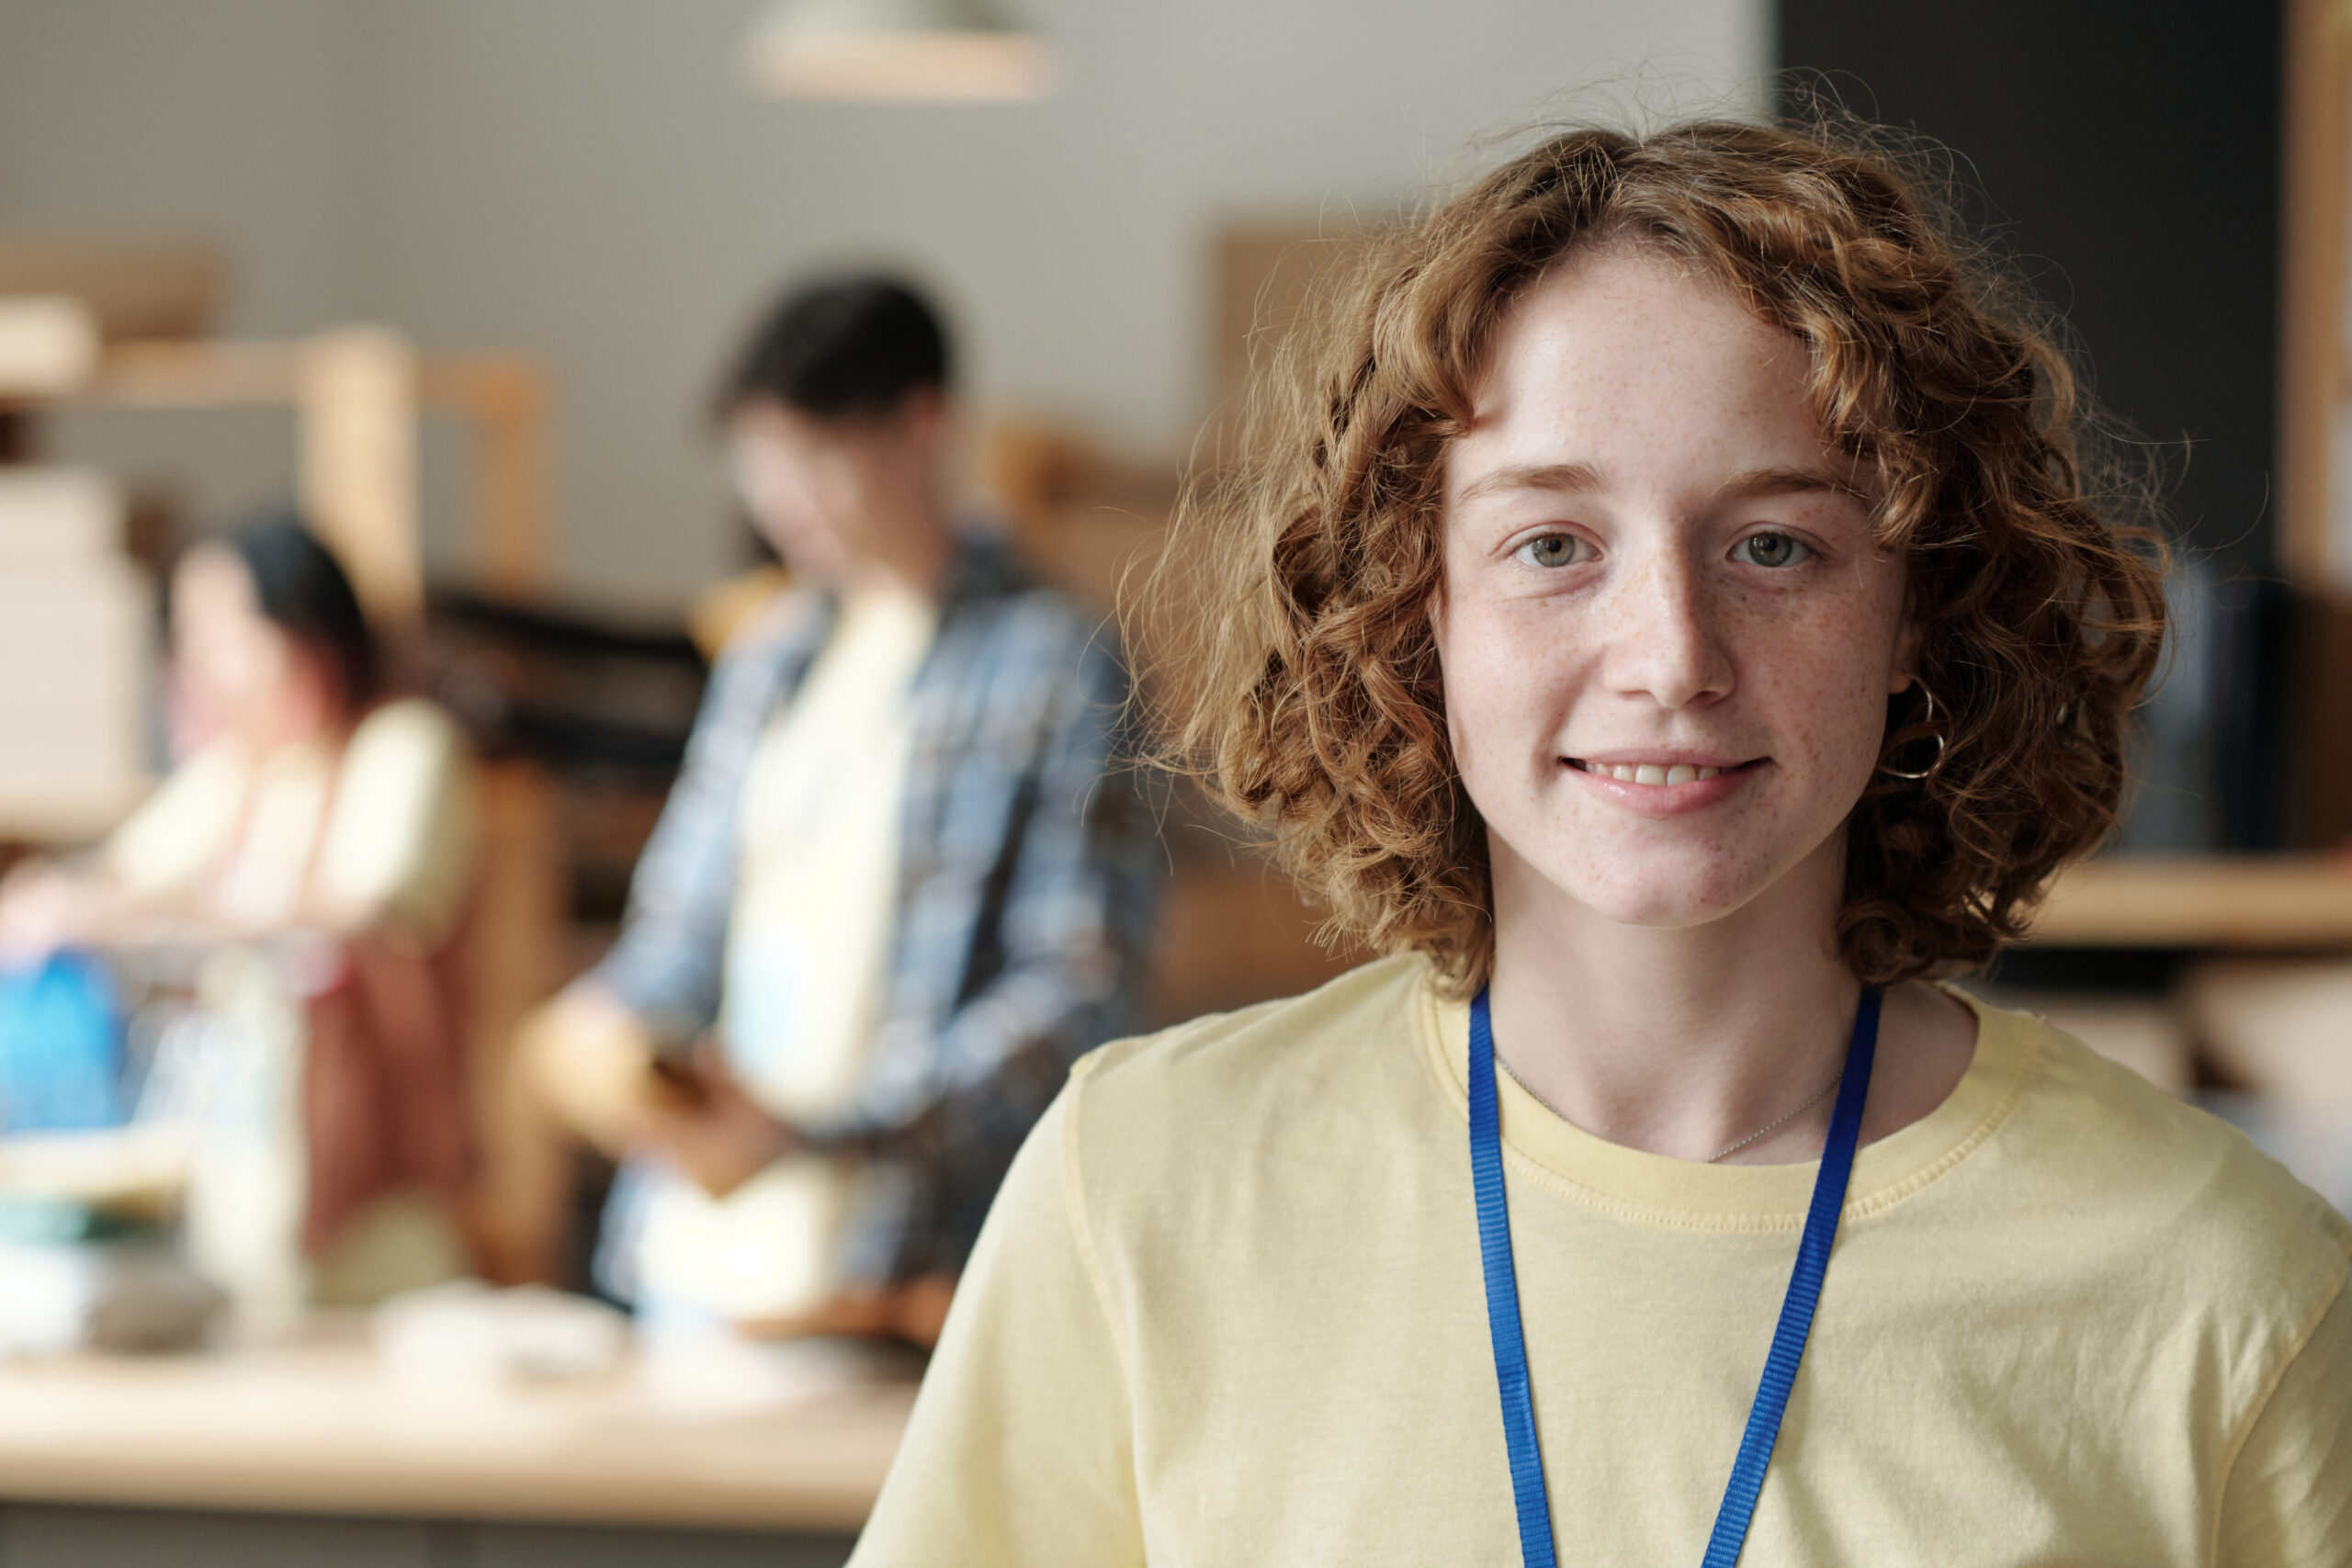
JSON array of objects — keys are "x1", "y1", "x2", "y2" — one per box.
[
  {"x1": 77, "y1": 332, "x2": 552, "y2": 619},
  {"x1": 2283, "y1": 0, "x2": 2352, "y2": 591}
]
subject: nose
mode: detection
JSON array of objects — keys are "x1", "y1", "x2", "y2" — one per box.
[{"x1": 1598, "y1": 541, "x2": 1735, "y2": 710}]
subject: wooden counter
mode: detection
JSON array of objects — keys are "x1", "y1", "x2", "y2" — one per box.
[{"x1": 0, "y1": 1321, "x2": 911, "y2": 1536}]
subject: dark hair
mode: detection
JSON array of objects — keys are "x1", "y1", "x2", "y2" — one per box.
[
  {"x1": 713, "y1": 274, "x2": 952, "y2": 423},
  {"x1": 226, "y1": 513, "x2": 380, "y2": 711},
  {"x1": 1158, "y1": 117, "x2": 2165, "y2": 994}
]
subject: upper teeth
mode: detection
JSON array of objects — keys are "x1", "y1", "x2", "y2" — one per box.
[{"x1": 1589, "y1": 762, "x2": 1721, "y2": 784}]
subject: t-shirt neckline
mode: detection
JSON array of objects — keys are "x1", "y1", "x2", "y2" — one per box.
[{"x1": 1416, "y1": 975, "x2": 2037, "y2": 1231}]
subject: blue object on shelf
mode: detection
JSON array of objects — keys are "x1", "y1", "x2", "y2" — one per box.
[{"x1": 0, "y1": 953, "x2": 126, "y2": 1133}]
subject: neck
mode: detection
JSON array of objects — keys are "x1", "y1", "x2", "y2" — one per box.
[
  {"x1": 1484, "y1": 836, "x2": 1862, "y2": 1164},
  {"x1": 842, "y1": 504, "x2": 956, "y2": 603}
]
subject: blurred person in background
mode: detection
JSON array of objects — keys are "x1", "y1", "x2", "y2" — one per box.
[
  {"x1": 0, "y1": 514, "x2": 478, "y2": 1313},
  {"x1": 526, "y1": 275, "x2": 1159, "y2": 1347}
]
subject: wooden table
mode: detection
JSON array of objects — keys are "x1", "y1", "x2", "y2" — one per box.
[{"x1": 0, "y1": 1321, "x2": 913, "y2": 1567}]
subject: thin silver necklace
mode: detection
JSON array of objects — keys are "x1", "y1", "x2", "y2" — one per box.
[{"x1": 1494, "y1": 1055, "x2": 1848, "y2": 1164}]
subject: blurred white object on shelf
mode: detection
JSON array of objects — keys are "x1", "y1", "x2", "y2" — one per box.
[
  {"x1": 0, "y1": 1240, "x2": 223, "y2": 1358},
  {"x1": 0, "y1": 465, "x2": 152, "y2": 841},
  {"x1": 0, "y1": 295, "x2": 99, "y2": 395},
  {"x1": 373, "y1": 1280, "x2": 628, "y2": 1390},
  {"x1": 2182, "y1": 958, "x2": 2352, "y2": 1105},
  {"x1": 1973, "y1": 988, "x2": 2196, "y2": 1098},
  {"x1": 0, "y1": 467, "x2": 121, "y2": 561}
]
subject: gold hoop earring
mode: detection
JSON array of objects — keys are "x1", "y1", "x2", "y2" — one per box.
[{"x1": 1881, "y1": 680, "x2": 1948, "y2": 781}]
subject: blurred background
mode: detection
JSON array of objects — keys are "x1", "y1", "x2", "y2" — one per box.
[{"x1": 0, "y1": 1, "x2": 2346, "y2": 1564}]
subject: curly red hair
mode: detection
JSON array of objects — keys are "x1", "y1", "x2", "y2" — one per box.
[{"x1": 1154, "y1": 117, "x2": 2167, "y2": 994}]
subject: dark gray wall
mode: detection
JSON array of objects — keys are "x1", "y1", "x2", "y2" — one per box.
[{"x1": 1776, "y1": 0, "x2": 2281, "y2": 574}]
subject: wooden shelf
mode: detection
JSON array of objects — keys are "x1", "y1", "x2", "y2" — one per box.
[
  {"x1": 0, "y1": 1321, "x2": 909, "y2": 1533},
  {"x1": 2028, "y1": 854, "x2": 2352, "y2": 948},
  {"x1": 5, "y1": 331, "x2": 554, "y2": 625},
  {"x1": 0, "y1": 781, "x2": 153, "y2": 847}
]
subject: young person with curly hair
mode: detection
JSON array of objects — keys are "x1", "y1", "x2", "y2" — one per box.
[{"x1": 851, "y1": 119, "x2": 2351, "y2": 1564}]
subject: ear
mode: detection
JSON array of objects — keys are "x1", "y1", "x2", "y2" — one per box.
[
  {"x1": 1888, "y1": 582, "x2": 1924, "y2": 695},
  {"x1": 894, "y1": 386, "x2": 950, "y2": 447}
]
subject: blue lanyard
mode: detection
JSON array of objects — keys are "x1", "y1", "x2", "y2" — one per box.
[{"x1": 1468, "y1": 987, "x2": 1881, "y2": 1567}]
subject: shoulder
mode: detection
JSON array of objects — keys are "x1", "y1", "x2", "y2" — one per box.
[
  {"x1": 331, "y1": 701, "x2": 475, "y2": 848},
  {"x1": 346, "y1": 697, "x2": 469, "y2": 773},
  {"x1": 934, "y1": 546, "x2": 1125, "y2": 723},
  {"x1": 945, "y1": 532, "x2": 1103, "y2": 646},
  {"x1": 1077, "y1": 953, "x2": 1431, "y2": 1089},
  {"x1": 352, "y1": 695, "x2": 461, "y2": 743},
  {"x1": 716, "y1": 584, "x2": 831, "y2": 672},
  {"x1": 104, "y1": 741, "x2": 249, "y2": 882},
  {"x1": 1065, "y1": 954, "x2": 1441, "y2": 1190},
  {"x1": 1972, "y1": 994, "x2": 2351, "y2": 1310},
  {"x1": 688, "y1": 589, "x2": 833, "y2": 744}
]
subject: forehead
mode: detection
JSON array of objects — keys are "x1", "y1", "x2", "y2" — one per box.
[
  {"x1": 172, "y1": 546, "x2": 256, "y2": 612},
  {"x1": 1453, "y1": 243, "x2": 1826, "y2": 491},
  {"x1": 729, "y1": 397, "x2": 844, "y2": 456}
]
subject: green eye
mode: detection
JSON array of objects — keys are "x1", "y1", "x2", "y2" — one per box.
[
  {"x1": 1518, "y1": 534, "x2": 1582, "y2": 569},
  {"x1": 1736, "y1": 532, "x2": 1808, "y2": 569}
]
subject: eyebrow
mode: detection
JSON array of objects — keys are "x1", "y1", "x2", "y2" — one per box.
[
  {"x1": 1714, "y1": 465, "x2": 1858, "y2": 502},
  {"x1": 1453, "y1": 460, "x2": 1857, "y2": 506},
  {"x1": 1453, "y1": 461, "x2": 1602, "y2": 505}
]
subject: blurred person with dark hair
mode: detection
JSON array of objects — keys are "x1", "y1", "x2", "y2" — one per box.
[
  {"x1": 0, "y1": 513, "x2": 478, "y2": 1309},
  {"x1": 526, "y1": 275, "x2": 1158, "y2": 1346}
]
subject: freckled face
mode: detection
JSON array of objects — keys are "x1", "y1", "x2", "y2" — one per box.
[{"x1": 1431, "y1": 245, "x2": 1914, "y2": 929}]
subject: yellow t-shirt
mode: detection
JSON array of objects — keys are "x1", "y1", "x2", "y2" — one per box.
[{"x1": 854, "y1": 955, "x2": 2352, "y2": 1565}]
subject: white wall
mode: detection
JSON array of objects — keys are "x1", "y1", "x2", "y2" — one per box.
[
  {"x1": 0, "y1": 0, "x2": 1765, "y2": 606},
  {"x1": 0, "y1": 0, "x2": 358, "y2": 536}
]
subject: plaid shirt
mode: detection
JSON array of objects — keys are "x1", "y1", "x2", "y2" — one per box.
[{"x1": 591, "y1": 532, "x2": 1161, "y2": 1283}]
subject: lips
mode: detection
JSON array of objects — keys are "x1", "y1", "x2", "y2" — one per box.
[
  {"x1": 1564, "y1": 756, "x2": 1761, "y2": 785},
  {"x1": 1556, "y1": 754, "x2": 1764, "y2": 816}
]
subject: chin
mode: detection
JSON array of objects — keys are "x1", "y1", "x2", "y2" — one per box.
[
  {"x1": 1573, "y1": 880, "x2": 1755, "y2": 931},
  {"x1": 1536, "y1": 840, "x2": 1788, "y2": 931}
]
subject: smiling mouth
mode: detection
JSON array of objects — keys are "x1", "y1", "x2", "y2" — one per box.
[{"x1": 1564, "y1": 757, "x2": 1762, "y2": 785}]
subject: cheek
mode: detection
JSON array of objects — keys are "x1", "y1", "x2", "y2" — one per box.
[
  {"x1": 1436, "y1": 598, "x2": 1577, "y2": 788},
  {"x1": 198, "y1": 631, "x2": 266, "y2": 703},
  {"x1": 1744, "y1": 590, "x2": 1901, "y2": 780},
  {"x1": 244, "y1": 629, "x2": 299, "y2": 701},
  {"x1": 751, "y1": 469, "x2": 804, "y2": 521},
  {"x1": 815, "y1": 458, "x2": 876, "y2": 527}
]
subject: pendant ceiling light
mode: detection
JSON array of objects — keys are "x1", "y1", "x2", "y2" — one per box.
[{"x1": 743, "y1": 0, "x2": 1057, "y2": 103}]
